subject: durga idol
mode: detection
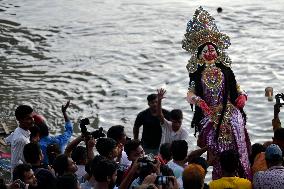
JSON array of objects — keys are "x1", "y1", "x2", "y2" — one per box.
[{"x1": 182, "y1": 7, "x2": 252, "y2": 180}]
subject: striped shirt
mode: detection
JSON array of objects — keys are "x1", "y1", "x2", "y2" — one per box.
[{"x1": 5, "y1": 127, "x2": 30, "y2": 169}]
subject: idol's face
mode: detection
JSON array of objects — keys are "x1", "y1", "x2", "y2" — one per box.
[{"x1": 201, "y1": 44, "x2": 217, "y2": 63}]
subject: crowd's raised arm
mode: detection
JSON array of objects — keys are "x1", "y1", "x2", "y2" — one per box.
[{"x1": 0, "y1": 86, "x2": 283, "y2": 189}]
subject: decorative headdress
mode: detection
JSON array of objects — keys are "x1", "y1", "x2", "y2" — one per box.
[{"x1": 182, "y1": 7, "x2": 232, "y2": 73}]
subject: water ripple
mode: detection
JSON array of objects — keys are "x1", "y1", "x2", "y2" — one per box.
[{"x1": 0, "y1": 0, "x2": 283, "y2": 151}]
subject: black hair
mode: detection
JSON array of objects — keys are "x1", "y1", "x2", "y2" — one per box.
[
  {"x1": 13, "y1": 163, "x2": 32, "y2": 181},
  {"x1": 71, "y1": 146, "x2": 87, "y2": 165},
  {"x1": 170, "y1": 109, "x2": 183, "y2": 120},
  {"x1": 93, "y1": 159, "x2": 118, "y2": 182},
  {"x1": 220, "y1": 149, "x2": 239, "y2": 173},
  {"x1": 159, "y1": 143, "x2": 172, "y2": 162},
  {"x1": 90, "y1": 155, "x2": 106, "y2": 177},
  {"x1": 38, "y1": 122, "x2": 49, "y2": 138},
  {"x1": 35, "y1": 169, "x2": 57, "y2": 189},
  {"x1": 190, "y1": 42, "x2": 247, "y2": 138},
  {"x1": 171, "y1": 140, "x2": 188, "y2": 161},
  {"x1": 124, "y1": 139, "x2": 142, "y2": 157},
  {"x1": 53, "y1": 154, "x2": 69, "y2": 176},
  {"x1": 46, "y1": 143, "x2": 61, "y2": 166},
  {"x1": 57, "y1": 174, "x2": 78, "y2": 189},
  {"x1": 147, "y1": 94, "x2": 157, "y2": 102},
  {"x1": 107, "y1": 125, "x2": 125, "y2": 142},
  {"x1": 95, "y1": 138, "x2": 117, "y2": 157},
  {"x1": 15, "y1": 105, "x2": 33, "y2": 120},
  {"x1": 29, "y1": 126, "x2": 40, "y2": 141},
  {"x1": 249, "y1": 143, "x2": 265, "y2": 165},
  {"x1": 274, "y1": 128, "x2": 284, "y2": 141},
  {"x1": 23, "y1": 143, "x2": 41, "y2": 164}
]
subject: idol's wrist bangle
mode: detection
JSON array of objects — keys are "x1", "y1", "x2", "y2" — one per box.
[
  {"x1": 239, "y1": 91, "x2": 248, "y2": 100},
  {"x1": 191, "y1": 95, "x2": 202, "y2": 105},
  {"x1": 237, "y1": 84, "x2": 247, "y2": 99}
]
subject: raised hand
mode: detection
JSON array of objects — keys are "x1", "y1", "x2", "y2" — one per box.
[
  {"x1": 61, "y1": 100, "x2": 70, "y2": 122},
  {"x1": 274, "y1": 103, "x2": 281, "y2": 118},
  {"x1": 157, "y1": 88, "x2": 166, "y2": 101},
  {"x1": 62, "y1": 100, "x2": 70, "y2": 113},
  {"x1": 156, "y1": 88, "x2": 166, "y2": 123}
]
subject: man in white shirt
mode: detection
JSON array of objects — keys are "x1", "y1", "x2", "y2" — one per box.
[
  {"x1": 157, "y1": 88, "x2": 189, "y2": 146},
  {"x1": 160, "y1": 116, "x2": 189, "y2": 145},
  {"x1": 5, "y1": 105, "x2": 34, "y2": 170}
]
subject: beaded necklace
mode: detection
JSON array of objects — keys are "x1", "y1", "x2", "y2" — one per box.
[{"x1": 202, "y1": 63, "x2": 223, "y2": 90}]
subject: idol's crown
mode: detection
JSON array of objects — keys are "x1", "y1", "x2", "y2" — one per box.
[{"x1": 182, "y1": 6, "x2": 231, "y2": 54}]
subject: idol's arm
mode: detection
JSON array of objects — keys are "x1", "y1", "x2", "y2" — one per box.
[
  {"x1": 187, "y1": 87, "x2": 212, "y2": 117},
  {"x1": 236, "y1": 83, "x2": 248, "y2": 98},
  {"x1": 186, "y1": 80, "x2": 198, "y2": 104},
  {"x1": 235, "y1": 83, "x2": 248, "y2": 109}
]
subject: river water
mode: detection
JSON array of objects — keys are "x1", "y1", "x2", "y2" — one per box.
[{"x1": 1, "y1": 0, "x2": 284, "y2": 147}]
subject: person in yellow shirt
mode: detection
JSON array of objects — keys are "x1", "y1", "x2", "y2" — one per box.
[{"x1": 209, "y1": 150, "x2": 252, "y2": 189}]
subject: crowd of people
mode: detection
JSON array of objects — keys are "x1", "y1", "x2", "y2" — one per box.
[
  {"x1": 1, "y1": 6, "x2": 284, "y2": 189},
  {"x1": 0, "y1": 91, "x2": 283, "y2": 189}
]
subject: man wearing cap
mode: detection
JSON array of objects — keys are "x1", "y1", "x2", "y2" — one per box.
[
  {"x1": 253, "y1": 144, "x2": 284, "y2": 188},
  {"x1": 251, "y1": 127, "x2": 284, "y2": 175}
]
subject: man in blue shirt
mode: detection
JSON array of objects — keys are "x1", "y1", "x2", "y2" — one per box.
[{"x1": 34, "y1": 100, "x2": 73, "y2": 165}]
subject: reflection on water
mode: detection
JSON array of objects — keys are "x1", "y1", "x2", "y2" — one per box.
[{"x1": 1, "y1": 0, "x2": 284, "y2": 145}]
